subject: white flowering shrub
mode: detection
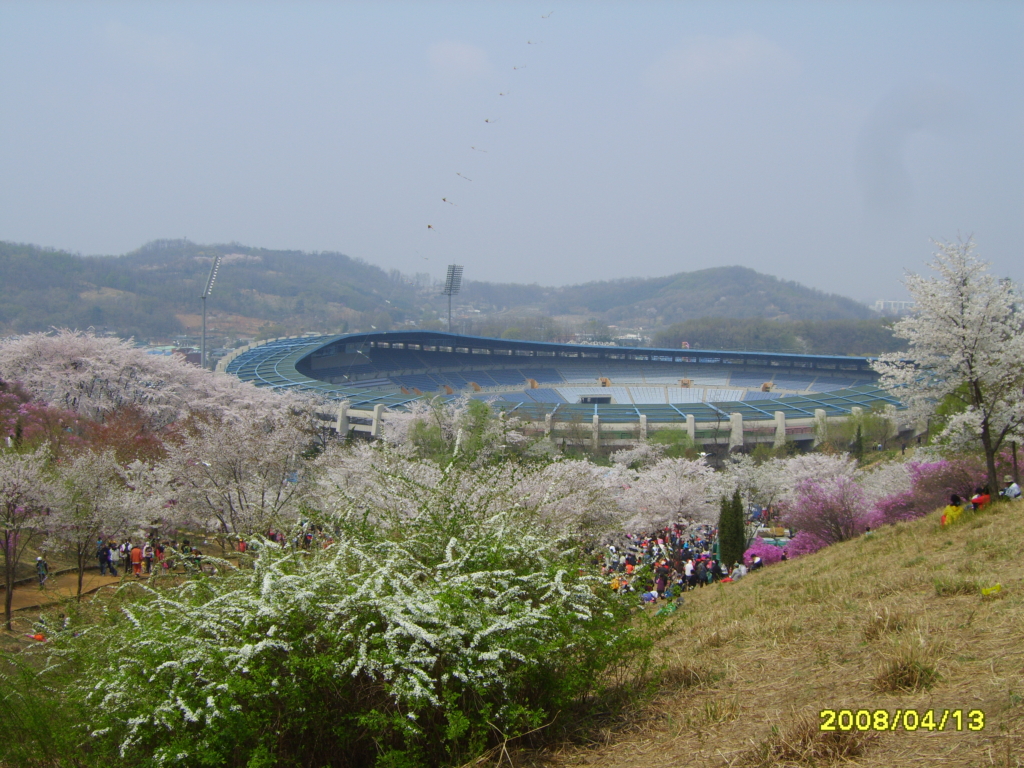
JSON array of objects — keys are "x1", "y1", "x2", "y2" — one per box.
[{"x1": 38, "y1": 447, "x2": 646, "y2": 768}]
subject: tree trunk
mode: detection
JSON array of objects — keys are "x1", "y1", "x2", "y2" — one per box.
[
  {"x1": 980, "y1": 424, "x2": 998, "y2": 496},
  {"x1": 77, "y1": 548, "x2": 85, "y2": 601},
  {"x1": 4, "y1": 560, "x2": 13, "y2": 631}
]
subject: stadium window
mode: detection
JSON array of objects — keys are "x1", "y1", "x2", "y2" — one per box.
[
  {"x1": 407, "y1": 344, "x2": 421, "y2": 351},
  {"x1": 377, "y1": 342, "x2": 390, "y2": 349},
  {"x1": 816, "y1": 363, "x2": 835, "y2": 369},
  {"x1": 471, "y1": 348, "x2": 490, "y2": 354},
  {"x1": 423, "y1": 345, "x2": 437, "y2": 352},
  {"x1": 794, "y1": 361, "x2": 811, "y2": 368},
  {"x1": 456, "y1": 347, "x2": 470, "y2": 354},
  {"x1": 515, "y1": 350, "x2": 533, "y2": 356},
  {"x1": 698, "y1": 357, "x2": 720, "y2": 364},
  {"x1": 439, "y1": 346, "x2": 453, "y2": 353},
  {"x1": 581, "y1": 352, "x2": 599, "y2": 358},
  {"x1": 536, "y1": 351, "x2": 555, "y2": 357},
  {"x1": 723, "y1": 358, "x2": 743, "y2": 365},
  {"x1": 391, "y1": 343, "x2": 404, "y2": 349},
  {"x1": 839, "y1": 363, "x2": 859, "y2": 370},
  {"x1": 493, "y1": 349, "x2": 512, "y2": 356}
]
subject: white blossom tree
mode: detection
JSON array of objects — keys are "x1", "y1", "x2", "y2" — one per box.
[
  {"x1": 0, "y1": 446, "x2": 52, "y2": 629},
  {"x1": 873, "y1": 239, "x2": 1024, "y2": 490},
  {"x1": 0, "y1": 330, "x2": 297, "y2": 427},
  {"x1": 615, "y1": 457, "x2": 722, "y2": 531},
  {"x1": 48, "y1": 449, "x2": 142, "y2": 598},
  {"x1": 162, "y1": 411, "x2": 313, "y2": 540}
]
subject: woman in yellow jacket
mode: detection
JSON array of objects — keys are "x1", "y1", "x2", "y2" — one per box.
[{"x1": 941, "y1": 494, "x2": 964, "y2": 526}]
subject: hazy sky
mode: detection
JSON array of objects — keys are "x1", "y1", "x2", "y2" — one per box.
[{"x1": 1, "y1": 1, "x2": 1021, "y2": 301}]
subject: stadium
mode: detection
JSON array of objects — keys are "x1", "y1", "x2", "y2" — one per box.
[{"x1": 219, "y1": 330, "x2": 909, "y2": 450}]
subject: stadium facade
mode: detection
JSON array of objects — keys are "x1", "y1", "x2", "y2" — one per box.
[{"x1": 219, "y1": 330, "x2": 908, "y2": 450}]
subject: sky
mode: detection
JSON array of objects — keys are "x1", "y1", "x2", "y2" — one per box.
[{"x1": 0, "y1": 1, "x2": 1021, "y2": 302}]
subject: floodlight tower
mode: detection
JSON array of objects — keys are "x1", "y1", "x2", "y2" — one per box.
[
  {"x1": 442, "y1": 264, "x2": 463, "y2": 334},
  {"x1": 200, "y1": 254, "x2": 224, "y2": 369}
]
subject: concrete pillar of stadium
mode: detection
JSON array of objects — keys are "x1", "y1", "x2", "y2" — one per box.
[
  {"x1": 639, "y1": 414, "x2": 647, "y2": 440},
  {"x1": 336, "y1": 401, "x2": 350, "y2": 436},
  {"x1": 685, "y1": 414, "x2": 695, "y2": 443},
  {"x1": 773, "y1": 411, "x2": 786, "y2": 449},
  {"x1": 371, "y1": 404, "x2": 385, "y2": 438},
  {"x1": 544, "y1": 413, "x2": 552, "y2": 436},
  {"x1": 728, "y1": 413, "x2": 743, "y2": 450},
  {"x1": 812, "y1": 409, "x2": 827, "y2": 446},
  {"x1": 592, "y1": 414, "x2": 600, "y2": 450}
]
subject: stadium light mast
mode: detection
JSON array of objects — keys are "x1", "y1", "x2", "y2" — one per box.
[
  {"x1": 442, "y1": 264, "x2": 463, "y2": 334},
  {"x1": 200, "y1": 254, "x2": 224, "y2": 369}
]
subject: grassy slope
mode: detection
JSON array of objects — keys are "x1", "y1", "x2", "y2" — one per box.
[{"x1": 548, "y1": 501, "x2": 1024, "y2": 768}]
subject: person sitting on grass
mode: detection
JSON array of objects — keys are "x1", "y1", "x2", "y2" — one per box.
[
  {"x1": 942, "y1": 494, "x2": 965, "y2": 526},
  {"x1": 1000, "y1": 475, "x2": 1021, "y2": 500},
  {"x1": 970, "y1": 487, "x2": 991, "y2": 510}
]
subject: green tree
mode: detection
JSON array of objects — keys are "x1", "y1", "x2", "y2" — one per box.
[{"x1": 717, "y1": 489, "x2": 746, "y2": 568}]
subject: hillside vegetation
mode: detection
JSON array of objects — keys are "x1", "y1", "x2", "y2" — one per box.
[
  {"x1": 464, "y1": 266, "x2": 875, "y2": 324},
  {"x1": 654, "y1": 316, "x2": 904, "y2": 356},
  {"x1": 541, "y1": 500, "x2": 1024, "y2": 768},
  {"x1": 2, "y1": 240, "x2": 879, "y2": 343}
]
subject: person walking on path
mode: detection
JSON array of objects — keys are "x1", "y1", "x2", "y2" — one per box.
[
  {"x1": 130, "y1": 544, "x2": 143, "y2": 577},
  {"x1": 97, "y1": 539, "x2": 109, "y2": 576},
  {"x1": 106, "y1": 543, "x2": 119, "y2": 577},
  {"x1": 35, "y1": 556, "x2": 49, "y2": 589},
  {"x1": 143, "y1": 542, "x2": 154, "y2": 574}
]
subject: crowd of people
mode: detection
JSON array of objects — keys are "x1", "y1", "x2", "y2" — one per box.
[
  {"x1": 95, "y1": 538, "x2": 208, "y2": 578},
  {"x1": 599, "y1": 522, "x2": 759, "y2": 605}
]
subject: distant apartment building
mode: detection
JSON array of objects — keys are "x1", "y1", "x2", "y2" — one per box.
[{"x1": 873, "y1": 299, "x2": 915, "y2": 316}]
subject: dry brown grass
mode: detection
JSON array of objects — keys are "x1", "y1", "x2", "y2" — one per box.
[
  {"x1": 523, "y1": 499, "x2": 1024, "y2": 768},
  {"x1": 738, "y1": 714, "x2": 878, "y2": 767}
]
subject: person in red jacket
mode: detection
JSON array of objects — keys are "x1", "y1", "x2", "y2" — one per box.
[
  {"x1": 970, "y1": 487, "x2": 991, "y2": 510},
  {"x1": 130, "y1": 544, "x2": 143, "y2": 577}
]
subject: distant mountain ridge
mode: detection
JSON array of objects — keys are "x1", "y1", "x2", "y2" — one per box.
[
  {"x1": 0, "y1": 239, "x2": 874, "y2": 341},
  {"x1": 464, "y1": 266, "x2": 874, "y2": 323}
]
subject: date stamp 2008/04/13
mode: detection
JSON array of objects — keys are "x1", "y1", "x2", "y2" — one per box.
[{"x1": 820, "y1": 709, "x2": 984, "y2": 733}]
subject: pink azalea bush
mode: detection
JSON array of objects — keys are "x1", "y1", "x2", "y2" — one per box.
[
  {"x1": 743, "y1": 537, "x2": 785, "y2": 566},
  {"x1": 782, "y1": 475, "x2": 868, "y2": 545},
  {"x1": 783, "y1": 530, "x2": 827, "y2": 558}
]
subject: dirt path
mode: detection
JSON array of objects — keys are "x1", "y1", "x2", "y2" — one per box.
[{"x1": 5, "y1": 570, "x2": 141, "y2": 613}]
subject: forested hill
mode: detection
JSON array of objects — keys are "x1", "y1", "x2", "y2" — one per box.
[
  {"x1": 463, "y1": 266, "x2": 874, "y2": 323},
  {"x1": 2, "y1": 240, "x2": 875, "y2": 341},
  {"x1": 0, "y1": 240, "x2": 421, "y2": 339}
]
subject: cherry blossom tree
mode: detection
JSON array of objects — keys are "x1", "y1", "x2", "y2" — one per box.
[
  {"x1": 0, "y1": 330, "x2": 297, "y2": 428},
  {"x1": 873, "y1": 239, "x2": 1024, "y2": 491},
  {"x1": 48, "y1": 449, "x2": 140, "y2": 598},
  {"x1": 161, "y1": 411, "x2": 314, "y2": 540},
  {"x1": 0, "y1": 446, "x2": 52, "y2": 629},
  {"x1": 609, "y1": 440, "x2": 666, "y2": 470},
  {"x1": 616, "y1": 457, "x2": 722, "y2": 531}
]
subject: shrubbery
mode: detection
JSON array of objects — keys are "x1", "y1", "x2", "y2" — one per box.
[{"x1": 2, "y1": 449, "x2": 650, "y2": 768}]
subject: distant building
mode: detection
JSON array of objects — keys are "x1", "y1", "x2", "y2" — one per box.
[{"x1": 873, "y1": 300, "x2": 915, "y2": 316}]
